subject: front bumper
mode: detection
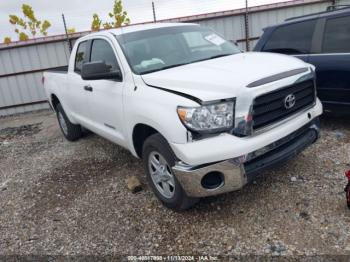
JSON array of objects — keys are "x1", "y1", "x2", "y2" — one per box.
[
  {"x1": 170, "y1": 99, "x2": 322, "y2": 165},
  {"x1": 172, "y1": 114, "x2": 321, "y2": 198}
]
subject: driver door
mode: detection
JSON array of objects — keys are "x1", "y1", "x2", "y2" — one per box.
[{"x1": 84, "y1": 38, "x2": 126, "y2": 146}]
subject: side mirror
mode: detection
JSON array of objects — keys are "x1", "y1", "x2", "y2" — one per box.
[{"x1": 81, "y1": 61, "x2": 122, "y2": 81}]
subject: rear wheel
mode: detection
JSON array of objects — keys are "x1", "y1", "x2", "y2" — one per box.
[
  {"x1": 142, "y1": 133, "x2": 199, "y2": 211},
  {"x1": 56, "y1": 103, "x2": 82, "y2": 141}
]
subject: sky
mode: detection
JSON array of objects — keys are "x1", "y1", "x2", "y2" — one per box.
[{"x1": 0, "y1": 0, "x2": 289, "y2": 41}]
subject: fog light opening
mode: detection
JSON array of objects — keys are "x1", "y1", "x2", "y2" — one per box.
[{"x1": 201, "y1": 171, "x2": 224, "y2": 190}]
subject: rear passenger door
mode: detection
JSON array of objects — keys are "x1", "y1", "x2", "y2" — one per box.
[
  {"x1": 260, "y1": 19, "x2": 317, "y2": 63},
  {"x1": 308, "y1": 15, "x2": 350, "y2": 112}
]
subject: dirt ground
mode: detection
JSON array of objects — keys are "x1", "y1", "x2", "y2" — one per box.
[{"x1": 0, "y1": 109, "x2": 350, "y2": 258}]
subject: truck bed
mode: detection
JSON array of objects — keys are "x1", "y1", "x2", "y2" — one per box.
[
  {"x1": 43, "y1": 66, "x2": 69, "y2": 97},
  {"x1": 46, "y1": 66, "x2": 68, "y2": 74}
]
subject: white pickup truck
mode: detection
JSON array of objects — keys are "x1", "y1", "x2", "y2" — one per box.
[{"x1": 44, "y1": 23, "x2": 323, "y2": 210}]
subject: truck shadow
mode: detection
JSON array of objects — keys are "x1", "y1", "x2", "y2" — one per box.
[{"x1": 321, "y1": 114, "x2": 350, "y2": 131}]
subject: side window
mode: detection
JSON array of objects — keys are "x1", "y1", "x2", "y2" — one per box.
[
  {"x1": 263, "y1": 20, "x2": 316, "y2": 55},
  {"x1": 74, "y1": 41, "x2": 87, "y2": 73},
  {"x1": 322, "y1": 16, "x2": 350, "y2": 53},
  {"x1": 90, "y1": 39, "x2": 120, "y2": 71}
]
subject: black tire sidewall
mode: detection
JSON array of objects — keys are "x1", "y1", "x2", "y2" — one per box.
[
  {"x1": 142, "y1": 133, "x2": 197, "y2": 210},
  {"x1": 56, "y1": 103, "x2": 81, "y2": 141}
]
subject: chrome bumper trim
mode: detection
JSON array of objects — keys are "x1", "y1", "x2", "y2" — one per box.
[
  {"x1": 173, "y1": 159, "x2": 246, "y2": 198},
  {"x1": 173, "y1": 118, "x2": 320, "y2": 198}
]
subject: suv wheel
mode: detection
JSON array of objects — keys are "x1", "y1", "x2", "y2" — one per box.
[
  {"x1": 56, "y1": 103, "x2": 82, "y2": 141},
  {"x1": 142, "y1": 133, "x2": 199, "y2": 211}
]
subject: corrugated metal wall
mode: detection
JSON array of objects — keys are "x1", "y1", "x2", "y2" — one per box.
[
  {"x1": 195, "y1": 0, "x2": 350, "y2": 50},
  {"x1": 0, "y1": 41, "x2": 72, "y2": 116},
  {"x1": 197, "y1": 15, "x2": 246, "y2": 49},
  {"x1": 1, "y1": 0, "x2": 349, "y2": 116}
]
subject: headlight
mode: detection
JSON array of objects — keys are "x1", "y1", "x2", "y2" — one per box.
[{"x1": 177, "y1": 101, "x2": 235, "y2": 133}]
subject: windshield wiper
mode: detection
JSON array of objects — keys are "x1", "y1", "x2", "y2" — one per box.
[
  {"x1": 263, "y1": 48, "x2": 308, "y2": 55},
  {"x1": 192, "y1": 53, "x2": 234, "y2": 63}
]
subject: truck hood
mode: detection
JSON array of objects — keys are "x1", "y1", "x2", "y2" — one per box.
[{"x1": 141, "y1": 52, "x2": 309, "y2": 102}]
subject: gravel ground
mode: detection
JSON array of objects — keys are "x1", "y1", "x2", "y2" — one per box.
[{"x1": 0, "y1": 109, "x2": 350, "y2": 258}]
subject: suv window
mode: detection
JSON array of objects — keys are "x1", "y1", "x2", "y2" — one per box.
[
  {"x1": 323, "y1": 16, "x2": 350, "y2": 53},
  {"x1": 263, "y1": 20, "x2": 316, "y2": 55},
  {"x1": 90, "y1": 39, "x2": 120, "y2": 71},
  {"x1": 74, "y1": 41, "x2": 87, "y2": 73}
]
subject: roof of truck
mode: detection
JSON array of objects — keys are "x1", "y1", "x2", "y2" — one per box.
[
  {"x1": 76, "y1": 22, "x2": 199, "y2": 44},
  {"x1": 109, "y1": 22, "x2": 197, "y2": 35}
]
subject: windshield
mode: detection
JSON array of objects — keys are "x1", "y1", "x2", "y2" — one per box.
[{"x1": 115, "y1": 25, "x2": 241, "y2": 75}]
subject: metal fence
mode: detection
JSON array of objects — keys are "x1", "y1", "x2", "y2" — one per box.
[
  {"x1": 0, "y1": 41, "x2": 69, "y2": 116},
  {"x1": 187, "y1": 0, "x2": 346, "y2": 50},
  {"x1": 0, "y1": 0, "x2": 348, "y2": 116}
]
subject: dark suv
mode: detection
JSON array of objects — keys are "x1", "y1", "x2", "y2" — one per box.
[{"x1": 254, "y1": 6, "x2": 350, "y2": 114}]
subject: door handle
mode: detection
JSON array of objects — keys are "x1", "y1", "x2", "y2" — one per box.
[{"x1": 84, "y1": 85, "x2": 93, "y2": 92}]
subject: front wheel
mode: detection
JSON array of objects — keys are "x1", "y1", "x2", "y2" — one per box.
[{"x1": 142, "y1": 134, "x2": 199, "y2": 211}]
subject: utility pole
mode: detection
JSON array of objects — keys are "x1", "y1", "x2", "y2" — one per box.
[
  {"x1": 244, "y1": 0, "x2": 250, "y2": 51},
  {"x1": 152, "y1": 1, "x2": 157, "y2": 22},
  {"x1": 62, "y1": 13, "x2": 72, "y2": 53}
]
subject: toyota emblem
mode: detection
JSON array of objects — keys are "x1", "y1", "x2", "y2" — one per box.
[{"x1": 284, "y1": 94, "x2": 296, "y2": 109}]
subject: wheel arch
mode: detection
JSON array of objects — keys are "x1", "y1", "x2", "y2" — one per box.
[
  {"x1": 50, "y1": 93, "x2": 60, "y2": 111},
  {"x1": 132, "y1": 123, "x2": 162, "y2": 159}
]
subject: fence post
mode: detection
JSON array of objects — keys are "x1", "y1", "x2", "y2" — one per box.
[
  {"x1": 152, "y1": 2, "x2": 157, "y2": 22},
  {"x1": 244, "y1": 0, "x2": 250, "y2": 51},
  {"x1": 62, "y1": 13, "x2": 72, "y2": 53}
]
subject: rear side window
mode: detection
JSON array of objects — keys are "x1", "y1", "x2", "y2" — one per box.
[
  {"x1": 262, "y1": 20, "x2": 316, "y2": 54},
  {"x1": 322, "y1": 16, "x2": 350, "y2": 53},
  {"x1": 90, "y1": 39, "x2": 120, "y2": 71},
  {"x1": 74, "y1": 41, "x2": 86, "y2": 73}
]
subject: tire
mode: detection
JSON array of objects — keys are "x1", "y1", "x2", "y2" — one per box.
[
  {"x1": 56, "y1": 103, "x2": 82, "y2": 141},
  {"x1": 142, "y1": 133, "x2": 199, "y2": 211}
]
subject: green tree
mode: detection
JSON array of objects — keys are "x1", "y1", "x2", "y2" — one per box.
[
  {"x1": 91, "y1": 13, "x2": 102, "y2": 31},
  {"x1": 3, "y1": 37, "x2": 12, "y2": 44},
  {"x1": 105, "y1": 0, "x2": 130, "y2": 28},
  {"x1": 67, "y1": 27, "x2": 76, "y2": 34},
  {"x1": 19, "y1": 32, "x2": 29, "y2": 41},
  {"x1": 40, "y1": 20, "x2": 51, "y2": 36},
  {"x1": 8, "y1": 4, "x2": 51, "y2": 41},
  {"x1": 102, "y1": 22, "x2": 113, "y2": 29},
  {"x1": 91, "y1": 0, "x2": 130, "y2": 30}
]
